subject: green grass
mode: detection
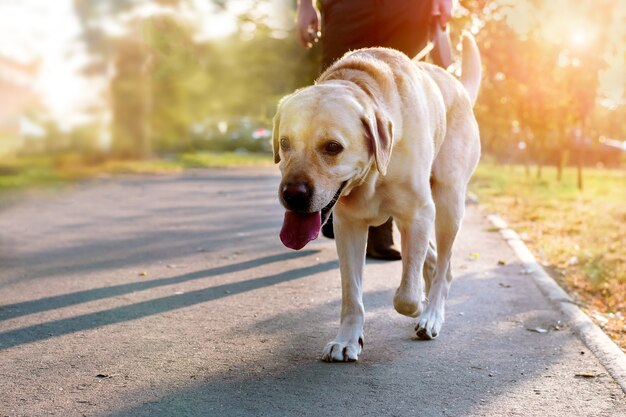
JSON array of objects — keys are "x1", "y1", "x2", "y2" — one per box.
[
  {"x1": 176, "y1": 151, "x2": 272, "y2": 168},
  {"x1": 0, "y1": 151, "x2": 273, "y2": 194},
  {"x1": 473, "y1": 163, "x2": 626, "y2": 205},
  {"x1": 0, "y1": 157, "x2": 64, "y2": 191},
  {"x1": 471, "y1": 162, "x2": 626, "y2": 307}
]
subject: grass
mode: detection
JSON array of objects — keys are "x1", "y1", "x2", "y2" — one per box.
[
  {"x1": 471, "y1": 162, "x2": 626, "y2": 350},
  {"x1": 0, "y1": 157, "x2": 64, "y2": 191},
  {"x1": 176, "y1": 151, "x2": 273, "y2": 168},
  {"x1": 0, "y1": 151, "x2": 273, "y2": 193}
]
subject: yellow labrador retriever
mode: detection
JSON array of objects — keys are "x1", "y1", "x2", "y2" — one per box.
[{"x1": 273, "y1": 32, "x2": 481, "y2": 362}]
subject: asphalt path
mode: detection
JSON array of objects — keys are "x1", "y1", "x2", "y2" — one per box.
[{"x1": 0, "y1": 168, "x2": 624, "y2": 416}]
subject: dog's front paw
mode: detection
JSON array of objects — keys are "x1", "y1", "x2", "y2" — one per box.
[
  {"x1": 321, "y1": 336, "x2": 364, "y2": 362},
  {"x1": 393, "y1": 288, "x2": 425, "y2": 318},
  {"x1": 415, "y1": 306, "x2": 445, "y2": 340}
]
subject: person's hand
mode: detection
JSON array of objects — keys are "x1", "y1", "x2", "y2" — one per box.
[
  {"x1": 431, "y1": 0, "x2": 453, "y2": 29},
  {"x1": 296, "y1": 0, "x2": 321, "y2": 48}
]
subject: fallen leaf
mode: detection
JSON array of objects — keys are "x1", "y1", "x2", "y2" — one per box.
[
  {"x1": 499, "y1": 283, "x2": 512, "y2": 288},
  {"x1": 592, "y1": 312, "x2": 609, "y2": 326},
  {"x1": 466, "y1": 193, "x2": 480, "y2": 204},
  {"x1": 567, "y1": 256, "x2": 579, "y2": 266},
  {"x1": 468, "y1": 252, "x2": 480, "y2": 261},
  {"x1": 497, "y1": 260, "x2": 507, "y2": 266},
  {"x1": 526, "y1": 327, "x2": 548, "y2": 333},
  {"x1": 138, "y1": 271, "x2": 147, "y2": 277}
]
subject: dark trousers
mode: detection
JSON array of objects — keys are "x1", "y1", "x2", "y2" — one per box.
[{"x1": 321, "y1": 0, "x2": 432, "y2": 70}]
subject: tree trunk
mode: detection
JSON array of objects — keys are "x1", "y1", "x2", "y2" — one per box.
[
  {"x1": 556, "y1": 150, "x2": 563, "y2": 182},
  {"x1": 577, "y1": 119, "x2": 586, "y2": 191},
  {"x1": 577, "y1": 152, "x2": 583, "y2": 191}
]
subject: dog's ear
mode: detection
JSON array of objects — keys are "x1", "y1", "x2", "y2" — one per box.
[
  {"x1": 361, "y1": 112, "x2": 393, "y2": 176},
  {"x1": 272, "y1": 111, "x2": 281, "y2": 164}
]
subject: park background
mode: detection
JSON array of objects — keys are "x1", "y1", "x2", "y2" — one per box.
[{"x1": 0, "y1": 0, "x2": 624, "y2": 349}]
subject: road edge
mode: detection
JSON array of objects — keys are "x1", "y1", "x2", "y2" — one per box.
[{"x1": 487, "y1": 213, "x2": 626, "y2": 394}]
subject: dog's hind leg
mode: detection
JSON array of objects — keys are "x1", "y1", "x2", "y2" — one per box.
[
  {"x1": 321, "y1": 213, "x2": 368, "y2": 362},
  {"x1": 423, "y1": 241, "x2": 437, "y2": 295},
  {"x1": 415, "y1": 180, "x2": 465, "y2": 340}
]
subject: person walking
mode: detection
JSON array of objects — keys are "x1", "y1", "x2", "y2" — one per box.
[{"x1": 295, "y1": 0, "x2": 453, "y2": 260}]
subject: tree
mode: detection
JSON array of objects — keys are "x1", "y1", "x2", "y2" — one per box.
[{"x1": 457, "y1": 0, "x2": 624, "y2": 177}]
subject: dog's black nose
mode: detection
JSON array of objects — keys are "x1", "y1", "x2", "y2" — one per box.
[{"x1": 281, "y1": 182, "x2": 312, "y2": 212}]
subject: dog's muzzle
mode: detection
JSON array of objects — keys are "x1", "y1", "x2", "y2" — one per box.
[{"x1": 279, "y1": 181, "x2": 347, "y2": 251}]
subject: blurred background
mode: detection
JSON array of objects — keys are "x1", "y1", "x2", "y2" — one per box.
[
  {"x1": 0, "y1": 0, "x2": 318, "y2": 170},
  {"x1": 0, "y1": 1, "x2": 624, "y2": 346},
  {"x1": 0, "y1": 0, "x2": 624, "y2": 169}
]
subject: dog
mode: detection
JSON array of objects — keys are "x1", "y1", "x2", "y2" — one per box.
[{"x1": 273, "y1": 32, "x2": 481, "y2": 362}]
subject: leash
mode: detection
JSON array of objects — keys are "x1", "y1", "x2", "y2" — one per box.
[{"x1": 414, "y1": 18, "x2": 454, "y2": 71}]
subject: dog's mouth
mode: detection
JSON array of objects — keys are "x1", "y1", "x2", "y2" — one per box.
[
  {"x1": 321, "y1": 181, "x2": 347, "y2": 226},
  {"x1": 280, "y1": 181, "x2": 347, "y2": 250}
]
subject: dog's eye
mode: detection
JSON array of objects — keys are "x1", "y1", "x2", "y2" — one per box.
[
  {"x1": 279, "y1": 137, "x2": 290, "y2": 150},
  {"x1": 324, "y1": 141, "x2": 344, "y2": 155}
]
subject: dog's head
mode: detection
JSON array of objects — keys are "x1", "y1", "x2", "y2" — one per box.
[{"x1": 272, "y1": 82, "x2": 393, "y2": 250}]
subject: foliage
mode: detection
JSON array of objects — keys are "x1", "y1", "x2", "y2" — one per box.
[
  {"x1": 143, "y1": 18, "x2": 318, "y2": 151},
  {"x1": 17, "y1": 0, "x2": 620, "y2": 162},
  {"x1": 69, "y1": 0, "x2": 320, "y2": 158},
  {"x1": 457, "y1": 0, "x2": 626, "y2": 169}
]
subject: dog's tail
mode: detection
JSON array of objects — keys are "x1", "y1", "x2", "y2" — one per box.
[{"x1": 460, "y1": 31, "x2": 481, "y2": 106}]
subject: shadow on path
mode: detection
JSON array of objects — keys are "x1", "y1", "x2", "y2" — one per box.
[
  {"x1": 0, "y1": 257, "x2": 337, "y2": 351},
  {"x1": 0, "y1": 250, "x2": 318, "y2": 322}
]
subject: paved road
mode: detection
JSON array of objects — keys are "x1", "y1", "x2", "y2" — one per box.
[{"x1": 1, "y1": 169, "x2": 624, "y2": 417}]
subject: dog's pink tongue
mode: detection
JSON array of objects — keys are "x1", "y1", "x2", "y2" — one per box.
[{"x1": 280, "y1": 211, "x2": 321, "y2": 250}]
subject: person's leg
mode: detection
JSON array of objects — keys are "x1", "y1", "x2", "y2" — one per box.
[
  {"x1": 365, "y1": 0, "x2": 433, "y2": 259},
  {"x1": 377, "y1": 0, "x2": 432, "y2": 58},
  {"x1": 320, "y1": 0, "x2": 433, "y2": 260},
  {"x1": 320, "y1": 0, "x2": 376, "y2": 241},
  {"x1": 366, "y1": 217, "x2": 401, "y2": 260},
  {"x1": 320, "y1": 0, "x2": 378, "y2": 70},
  {"x1": 321, "y1": 0, "x2": 431, "y2": 69}
]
